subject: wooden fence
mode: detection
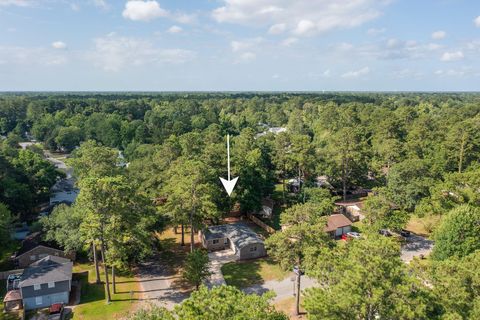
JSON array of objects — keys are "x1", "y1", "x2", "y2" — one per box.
[
  {"x1": 0, "y1": 269, "x2": 24, "y2": 280},
  {"x1": 247, "y1": 213, "x2": 276, "y2": 234}
]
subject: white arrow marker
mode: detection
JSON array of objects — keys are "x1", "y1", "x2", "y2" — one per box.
[{"x1": 219, "y1": 134, "x2": 238, "y2": 196}]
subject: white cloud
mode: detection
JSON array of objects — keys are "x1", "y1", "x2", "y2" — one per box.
[
  {"x1": 173, "y1": 13, "x2": 196, "y2": 24},
  {"x1": 474, "y1": 16, "x2": 480, "y2": 27},
  {"x1": 367, "y1": 27, "x2": 385, "y2": 36},
  {"x1": 342, "y1": 66, "x2": 370, "y2": 79},
  {"x1": 167, "y1": 25, "x2": 182, "y2": 34},
  {"x1": 268, "y1": 23, "x2": 286, "y2": 35},
  {"x1": 51, "y1": 41, "x2": 67, "y2": 50},
  {"x1": 281, "y1": 37, "x2": 298, "y2": 46},
  {"x1": 0, "y1": 45, "x2": 68, "y2": 66},
  {"x1": 230, "y1": 38, "x2": 262, "y2": 52},
  {"x1": 431, "y1": 30, "x2": 446, "y2": 40},
  {"x1": 87, "y1": 34, "x2": 195, "y2": 71},
  {"x1": 239, "y1": 52, "x2": 256, "y2": 62},
  {"x1": 122, "y1": 0, "x2": 168, "y2": 22},
  {"x1": 212, "y1": 0, "x2": 387, "y2": 37},
  {"x1": 0, "y1": 0, "x2": 32, "y2": 7},
  {"x1": 441, "y1": 50, "x2": 464, "y2": 62},
  {"x1": 434, "y1": 68, "x2": 473, "y2": 77},
  {"x1": 91, "y1": 0, "x2": 108, "y2": 10}
]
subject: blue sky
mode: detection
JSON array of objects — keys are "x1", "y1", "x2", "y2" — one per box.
[{"x1": 1, "y1": 0, "x2": 480, "y2": 91}]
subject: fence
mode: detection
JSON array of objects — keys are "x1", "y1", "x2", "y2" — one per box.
[
  {"x1": 0, "y1": 269, "x2": 24, "y2": 280},
  {"x1": 247, "y1": 213, "x2": 276, "y2": 235}
]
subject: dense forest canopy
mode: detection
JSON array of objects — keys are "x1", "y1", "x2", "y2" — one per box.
[{"x1": 2, "y1": 92, "x2": 480, "y2": 216}]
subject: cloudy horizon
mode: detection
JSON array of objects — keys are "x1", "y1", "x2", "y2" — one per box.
[{"x1": 1, "y1": 0, "x2": 480, "y2": 91}]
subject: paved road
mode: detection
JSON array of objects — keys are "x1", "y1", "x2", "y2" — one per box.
[
  {"x1": 401, "y1": 235, "x2": 434, "y2": 263},
  {"x1": 136, "y1": 258, "x2": 189, "y2": 310}
]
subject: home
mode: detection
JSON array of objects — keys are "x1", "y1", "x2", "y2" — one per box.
[
  {"x1": 14, "y1": 232, "x2": 75, "y2": 268},
  {"x1": 335, "y1": 200, "x2": 365, "y2": 222},
  {"x1": 18, "y1": 256, "x2": 73, "y2": 310},
  {"x1": 200, "y1": 223, "x2": 266, "y2": 260},
  {"x1": 325, "y1": 214, "x2": 353, "y2": 239}
]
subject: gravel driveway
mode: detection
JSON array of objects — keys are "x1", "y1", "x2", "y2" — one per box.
[{"x1": 401, "y1": 234, "x2": 434, "y2": 263}]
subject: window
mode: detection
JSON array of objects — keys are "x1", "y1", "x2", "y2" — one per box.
[
  {"x1": 48, "y1": 282, "x2": 55, "y2": 288},
  {"x1": 224, "y1": 239, "x2": 228, "y2": 245},
  {"x1": 250, "y1": 246, "x2": 257, "y2": 252},
  {"x1": 35, "y1": 296, "x2": 42, "y2": 305},
  {"x1": 33, "y1": 284, "x2": 41, "y2": 291},
  {"x1": 212, "y1": 239, "x2": 219, "y2": 244},
  {"x1": 30, "y1": 255, "x2": 36, "y2": 261}
]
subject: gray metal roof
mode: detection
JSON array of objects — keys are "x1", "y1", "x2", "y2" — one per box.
[
  {"x1": 19, "y1": 256, "x2": 72, "y2": 287},
  {"x1": 204, "y1": 223, "x2": 264, "y2": 249}
]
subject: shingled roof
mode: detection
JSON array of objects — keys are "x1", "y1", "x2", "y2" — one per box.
[
  {"x1": 325, "y1": 214, "x2": 352, "y2": 232},
  {"x1": 204, "y1": 223, "x2": 264, "y2": 249},
  {"x1": 19, "y1": 256, "x2": 72, "y2": 287}
]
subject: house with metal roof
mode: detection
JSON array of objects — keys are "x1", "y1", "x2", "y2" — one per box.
[
  {"x1": 18, "y1": 255, "x2": 73, "y2": 310},
  {"x1": 200, "y1": 223, "x2": 266, "y2": 260}
]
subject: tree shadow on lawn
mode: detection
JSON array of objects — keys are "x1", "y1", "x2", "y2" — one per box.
[
  {"x1": 74, "y1": 271, "x2": 105, "y2": 305},
  {"x1": 221, "y1": 260, "x2": 265, "y2": 289}
]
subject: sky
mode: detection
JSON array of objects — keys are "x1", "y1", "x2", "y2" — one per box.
[{"x1": 1, "y1": 0, "x2": 480, "y2": 91}]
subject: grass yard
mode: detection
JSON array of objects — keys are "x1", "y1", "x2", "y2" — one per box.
[
  {"x1": 221, "y1": 258, "x2": 290, "y2": 289},
  {"x1": 274, "y1": 296, "x2": 306, "y2": 320},
  {"x1": 71, "y1": 263, "x2": 141, "y2": 320},
  {"x1": 406, "y1": 215, "x2": 442, "y2": 237}
]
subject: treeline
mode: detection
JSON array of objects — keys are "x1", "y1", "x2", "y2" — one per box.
[{"x1": 2, "y1": 92, "x2": 480, "y2": 214}]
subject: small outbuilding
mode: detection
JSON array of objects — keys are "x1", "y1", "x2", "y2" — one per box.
[{"x1": 200, "y1": 223, "x2": 266, "y2": 260}]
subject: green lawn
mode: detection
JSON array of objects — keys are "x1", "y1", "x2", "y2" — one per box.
[
  {"x1": 71, "y1": 263, "x2": 141, "y2": 320},
  {"x1": 406, "y1": 215, "x2": 442, "y2": 237},
  {"x1": 221, "y1": 258, "x2": 290, "y2": 289}
]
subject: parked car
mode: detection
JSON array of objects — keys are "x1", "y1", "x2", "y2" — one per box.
[
  {"x1": 379, "y1": 229, "x2": 392, "y2": 237},
  {"x1": 400, "y1": 229, "x2": 411, "y2": 237},
  {"x1": 48, "y1": 303, "x2": 64, "y2": 320},
  {"x1": 346, "y1": 232, "x2": 361, "y2": 239}
]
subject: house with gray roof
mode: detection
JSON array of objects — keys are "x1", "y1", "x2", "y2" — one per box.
[
  {"x1": 18, "y1": 255, "x2": 72, "y2": 310},
  {"x1": 200, "y1": 223, "x2": 266, "y2": 260}
]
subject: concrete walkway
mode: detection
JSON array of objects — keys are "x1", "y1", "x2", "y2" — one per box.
[{"x1": 206, "y1": 250, "x2": 238, "y2": 287}]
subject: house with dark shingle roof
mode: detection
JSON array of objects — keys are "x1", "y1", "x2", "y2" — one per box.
[
  {"x1": 14, "y1": 232, "x2": 75, "y2": 268},
  {"x1": 19, "y1": 255, "x2": 73, "y2": 310},
  {"x1": 200, "y1": 223, "x2": 266, "y2": 260}
]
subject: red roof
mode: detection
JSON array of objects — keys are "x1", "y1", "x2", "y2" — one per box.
[{"x1": 325, "y1": 214, "x2": 352, "y2": 232}]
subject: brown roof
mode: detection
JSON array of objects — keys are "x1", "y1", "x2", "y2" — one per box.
[
  {"x1": 3, "y1": 290, "x2": 21, "y2": 302},
  {"x1": 325, "y1": 214, "x2": 352, "y2": 232}
]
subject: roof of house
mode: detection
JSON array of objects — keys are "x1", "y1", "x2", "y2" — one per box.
[
  {"x1": 15, "y1": 232, "x2": 64, "y2": 258},
  {"x1": 204, "y1": 223, "x2": 264, "y2": 249},
  {"x1": 325, "y1": 214, "x2": 353, "y2": 232},
  {"x1": 3, "y1": 290, "x2": 22, "y2": 302},
  {"x1": 19, "y1": 256, "x2": 72, "y2": 287}
]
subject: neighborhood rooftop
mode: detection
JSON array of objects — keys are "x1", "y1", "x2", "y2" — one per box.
[{"x1": 19, "y1": 256, "x2": 72, "y2": 287}]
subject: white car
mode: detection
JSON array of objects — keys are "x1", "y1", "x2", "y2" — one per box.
[{"x1": 346, "y1": 232, "x2": 361, "y2": 239}]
